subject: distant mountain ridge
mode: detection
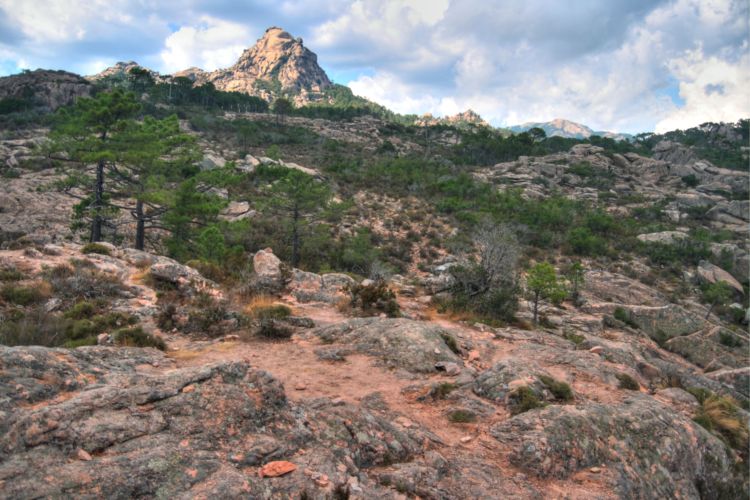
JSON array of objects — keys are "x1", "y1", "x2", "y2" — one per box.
[{"x1": 509, "y1": 118, "x2": 632, "y2": 141}]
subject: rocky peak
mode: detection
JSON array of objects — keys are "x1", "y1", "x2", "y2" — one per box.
[{"x1": 204, "y1": 26, "x2": 332, "y2": 99}]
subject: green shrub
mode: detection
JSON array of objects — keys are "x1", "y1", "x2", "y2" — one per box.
[
  {"x1": 63, "y1": 336, "x2": 98, "y2": 348},
  {"x1": 567, "y1": 227, "x2": 607, "y2": 256},
  {"x1": 64, "y1": 301, "x2": 98, "y2": 320},
  {"x1": 248, "y1": 304, "x2": 292, "y2": 320},
  {"x1": 447, "y1": 409, "x2": 476, "y2": 423},
  {"x1": 431, "y1": 382, "x2": 458, "y2": 400},
  {"x1": 686, "y1": 386, "x2": 713, "y2": 405},
  {"x1": 66, "y1": 319, "x2": 98, "y2": 340},
  {"x1": 718, "y1": 330, "x2": 743, "y2": 348},
  {"x1": 45, "y1": 263, "x2": 124, "y2": 299},
  {"x1": 694, "y1": 394, "x2": 749, "y2": 452},
  {"x1": 439, "y1": 332, "x2": 461, "y2": 355},
  {"x1": 346, "y1": 279, "x2": 400, "y2": 317},
  {"x1": 509, "y1": 386, "x2": 544, "y2": 414},
  {"x1": 0, "y1": 308, "x2": 70, "y2": 346},
  {"x1": 156, "y1": 304, "x2": 177, "y2": 331},
  {"x1": 113, "y1": 327, "x2": 166, "y2": 350},
  {"x1": 0, "y1": 284, "x2": 45, "y2": 305},
  {"x1": 564, "y1": 330, "x2": 585, "y2": 345},
  {"x1": 681, "y1": 174, "x2": 700, "y2": 187},
  {"x1": 538, "y1": 375, "x2": 573, "y2": 401},
  {"x1": 257, "y1": 318, "x2": 293, "y2": 339},
  {"x1": 185, "y1": 259, "x2": 226, "y2": 283},
  {"x1": 613, "y1": 307, "x2": 639, "y2": 329},
  {"x1": 0, "y1": 267, "x2": 24, "y2": 281},
  {"x1": 81, "y1": 242, "x2": 112, "y2": 255},
  {"x1": 616, "y1": 373, "x2": 640, "y2": 390}
]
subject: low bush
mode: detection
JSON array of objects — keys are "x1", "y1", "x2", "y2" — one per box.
[
  {"x1": 156, "y1": 303, "x2": 177, "y2": 331},
  {"x1": 257, "y1": 318, "x2": 293, "y2": 339},
  {"x1": 185, "y1": 259, "x2": 227, "y2": 283},
  {"x1": 0, "y1": 307, "x2": 69, "y2": 346},
  {"x1": 0, "y1": 267, "x2": 24, "y2": 281},
  {"x1": 718, "y1": 330, "x2": 743, "y2": 348},
  {"x1": 81, "y1": 243, "x2": 112, "y2": 255},
  {"x1": 616, "y1": 373, "x2": 640, "y2": 390},
  {"x1": 113, "y1": 327, "x2": 166, "y2": 350},
  {"x1": 447, "y1": 409, "x2": 476, "y2": 423},
  {"x1": 509, "y1": 386, "x2": 544, "y2": 414},
  {"x1": 346, "y1": 279, "x2": 400, "y2": 317},
  {"x1": 0, "y1": 283, "x2": 47, "y2": 306},
  {"x1": 45, "y1": 263, "x2": 125, "y2": 300},
  {"x1": 431, "y1": 382, "x2": 458, "y2": 400},
  {"x1": 245, "y1": 295, "x2": 292, "y2": 320},
  {"x1": 64, "y1": 300, "x2": 99, "y2": 320},
  {"x1": 538, "y1": 375, "x2": 573, "y2": 401},
  {"x1": 613, "y1": 306, "x2": 639, "y2": 329},
  {"x1": 439, "y1": 332, "x2": 461, "y2": 355},
  {"x1": 694, "y1": 394, "x2": 749, "y2": 453}
]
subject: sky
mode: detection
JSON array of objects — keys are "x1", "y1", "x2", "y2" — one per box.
[{"x1": 0, "y1": 0, "x2": 747, "y2": 133}]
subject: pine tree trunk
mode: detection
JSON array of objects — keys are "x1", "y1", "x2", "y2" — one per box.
[
  {"x1": 291, "y1": 206, "x2": 300, "y2": 268},
  {"x1": 135, "y1": 199, "x2": 145, "y2": 251},
  {"x1": 91, "y1": 160, "x2": 104, "y2": 242},
  {"x1": 533, "y1": 291, "x2": 540, "y2": 324}
]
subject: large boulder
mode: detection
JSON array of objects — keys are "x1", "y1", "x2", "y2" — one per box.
[
  {"x1": 651, "y1": 140, "x2": 698, "y2": 165},
  {"x1": 625, "y1": 304, "x2": 704, "y2": 341},
  {"x1": 491, "y1": 396, "x2": 747, "y2": 498},
  {"x1": 150, "y1": 259, "x2": 221, "y2": 297},
  {"x1": 636, "y1": 230, "x2": 688, "y2": 244},
  {"x1": 696, "y1": 260, "x2": 744, "y2": 294},
  {"x1": 315, "y1": 318, "x2": 463, "y2": 373},
  {"x1": 288, "y1": 269, "x2": 355, "y2": 303}
]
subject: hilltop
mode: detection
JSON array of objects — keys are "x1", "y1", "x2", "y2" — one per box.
[{"x1": 509, "y1": 118, "x2": 632, "y2": 141}]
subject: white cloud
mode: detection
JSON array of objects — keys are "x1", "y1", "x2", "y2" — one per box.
[
  {"x1": 160, "y1": 17, "x2": 252, "y2": 73},
  {"x1": 655, "y1": 45, "x2": 750, "y2": 132}
]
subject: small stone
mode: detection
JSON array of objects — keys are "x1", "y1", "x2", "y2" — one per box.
[
  {"x1": 468, "y1": 350, "x2": 480, "y2": 362},
  {"x1": 589, "y1": 346, "x2": 604, "y2": 355},
  {"x1": 181, "y1": 385, "x2": 195, "y2": 393},
  {"x1": 260, "y1": 461, "x2": 297, "y2": 478},
  {"x1": 435, "y1": 361, "x2": 461, "y2": 376},
  {"x1": 76, "y1": 449, "x2": 92, "y2": 461},
  {"x1": 295, "y1": 383, "x2": 307, "y2": 391},
  {"x1": 590, "y1": 467, "x2": 601, "y2": 473},
  {"x1": 460, "y1": 436, "x2": 473, "y2": 443},
  {"x1": 434, "y1": 348, "x2": 441, "y2": 354}
]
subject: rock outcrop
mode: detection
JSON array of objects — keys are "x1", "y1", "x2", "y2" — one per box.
[
  {"x1": 315, "y1": 318, "x2": 463, "y2": 373},
  {"x1": 0, "y1": 346, "x2": 437, "y2": 498},
  {"x1": 189, "y1": 27, "x2": 332, "y2": 103},
  {"x1": 0, "y1": 69, "x2": 91, "y2": 111},
  {"x1": 492, "y1": 396, "x2": 746, "y2": 498}
]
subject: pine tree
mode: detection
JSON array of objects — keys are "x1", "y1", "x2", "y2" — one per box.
[
  {"x1": 266, "y1": 170, "x2": 331, "y2": 267},
  {"x1": 49, "y1": 89, "x2": 141, "y2": 242}
]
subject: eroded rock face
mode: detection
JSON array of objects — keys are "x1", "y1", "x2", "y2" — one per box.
[
  {"x1": 315, "y1": 318, "x2": 462, "y2": 372},
  {"x1": 491, "y1": 396, "x2": 746, "y2": 498},
  {"x1": 0, "y1": 346, "x2": 436, "y2": 498},
  {"x1": 626, "y1": 304, "x2": 704, "y2": 340}
]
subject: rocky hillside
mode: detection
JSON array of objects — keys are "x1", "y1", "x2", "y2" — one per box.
[
  {"x1": 0, "y1": 69, "x2": 92, "y2": 111},
  {"x1": 0, "y1": 241, "x2": 748, "y2": 498},
  {"x1": 0, "y1": 35, "x2": 748, "y2": 498}
]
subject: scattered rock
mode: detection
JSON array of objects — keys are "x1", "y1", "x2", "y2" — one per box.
[{"x1": 259, "y1": 461, "x2": 297, "y2": 478}]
